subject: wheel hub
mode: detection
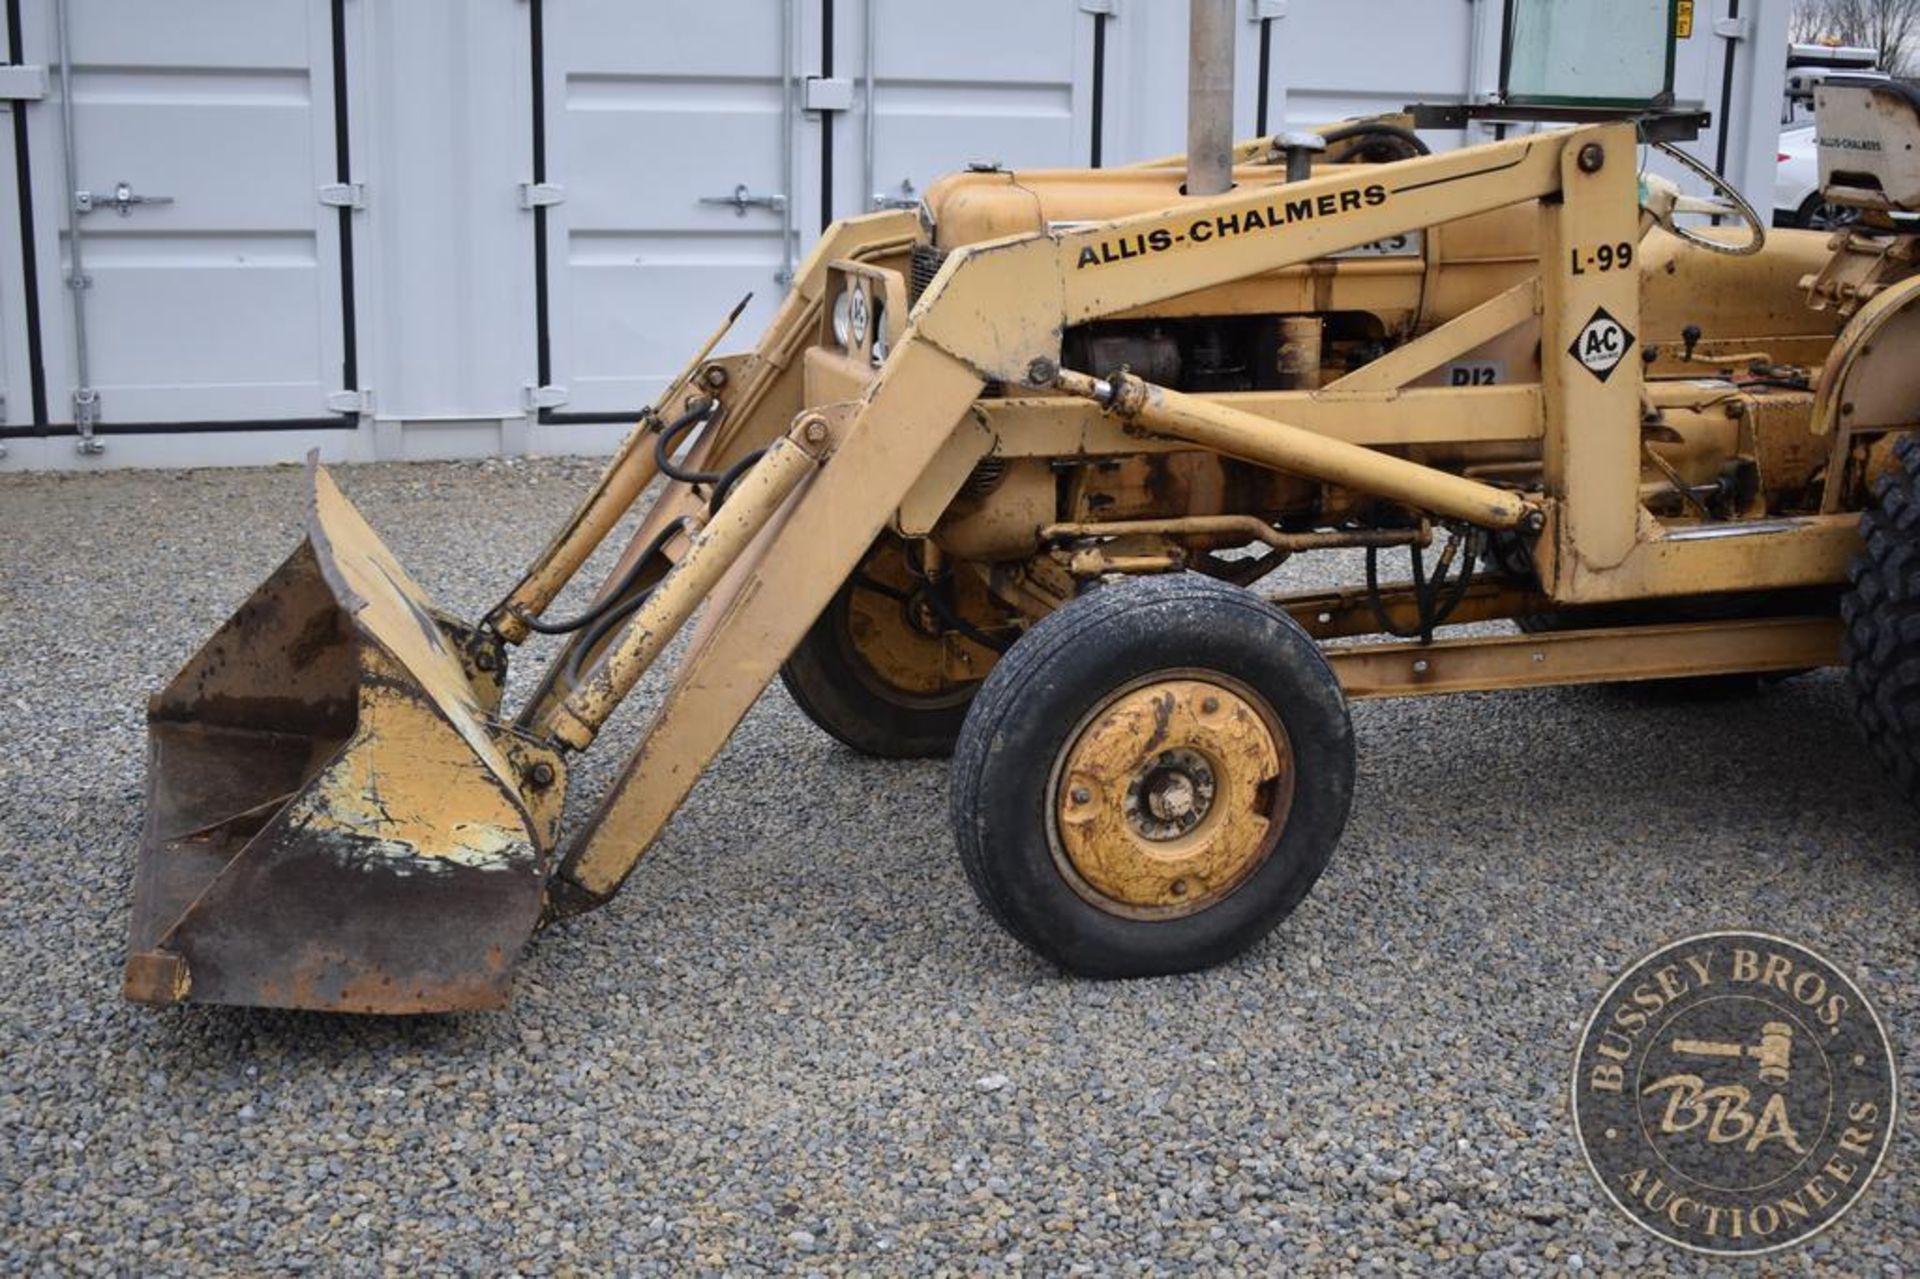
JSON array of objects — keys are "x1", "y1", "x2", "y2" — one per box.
[
  {"x1": 1127, "y1": 748, "x2": 1216, "y2": 839},
  {"x1": 1052, "y1": 676, "x2": 1292, "y2": 917}
]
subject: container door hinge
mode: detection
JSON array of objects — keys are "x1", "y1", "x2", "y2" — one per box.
[
  {"x1": 523, "y1": 384, "x2": 569, "y2": 411},
  {"x1": 0, "y1": 65, "x2": 49, "y2": 100},
  {"x1": 1078, "y1": 0, "x2": 1119, "y2": 14},
  {"x1": 73, "y1": 388, "x2": 104, "y2": 454},
  {"x1": 804, "y1": 76, "x2": 855, "y2": 112},
  {"x1": 520, "y1": 183, "x2": 566, "y2": 209},
  {"x1": 1712, "y1": 17, "x2": 1750, "y2": 40},
  {"x1": 1248, "y1": 1, "x2": 1286, "y2": 19},
  {"x1": 318, "y1": 183, "x2": 366, "y2": 209},
  {"x1": 326, "y1": 389, "x2": 373, "y2": 414}
]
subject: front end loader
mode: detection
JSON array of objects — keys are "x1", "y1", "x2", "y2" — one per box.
[{"x1": 127, "y1": 4, "x2": 1920, "y2": 1012}]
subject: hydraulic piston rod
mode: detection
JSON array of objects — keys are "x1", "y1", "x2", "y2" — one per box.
[
  {"x1": 1055, "y1": 368, "x2": 1537, "y2": 530},
  {"x1": 546, "y1": 417, "x2": 829, "y2": 750}
]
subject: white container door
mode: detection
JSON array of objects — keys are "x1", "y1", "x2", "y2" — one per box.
[
  {"x1": 0, "y1": 92, "x2": 29, "y2": 431},
  {"x1": 853, "y1": 1, "x2": 1092, "y2": 215},
  {"x1": 536, "y1": 0, "x2": 813, "y2": 421},
  {"x1": 21, "y1": 0, "x2": 352, "y2": 427}
]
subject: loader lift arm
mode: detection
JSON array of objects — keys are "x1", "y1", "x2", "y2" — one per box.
[{"x1": 537, "y1": 127, "x2": 1600, "y2": 915}]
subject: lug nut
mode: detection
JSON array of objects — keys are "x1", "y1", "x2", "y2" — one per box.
[
  {"x1": 1200, "y1": 696, "x2": 1219, "y2": 714},
  {"x1": 1071, "y1": 786, "x2": 1092, "y2": 805}
]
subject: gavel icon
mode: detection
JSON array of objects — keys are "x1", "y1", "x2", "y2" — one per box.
[{"x1": 1672, "y1": 1022, "x2": 1795, "y2": 1086}]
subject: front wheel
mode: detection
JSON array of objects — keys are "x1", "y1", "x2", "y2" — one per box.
[{"x1": 949, "y1": 574, "x2": 1355, "y2": 978}]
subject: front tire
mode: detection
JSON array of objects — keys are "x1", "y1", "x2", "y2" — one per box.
[
  {"x1": 1843, "y1": 433, "x2": 1920, "y2": 807},
  {"x1": 950, "y1": 574, "x2": 1355, "y2": 978}
]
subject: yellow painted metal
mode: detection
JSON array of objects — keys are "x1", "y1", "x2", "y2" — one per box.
[
  {"x1": 130, "y1": 101, "x2": 1895, "y2": 1014},
  {"x1": 498, "y1": 210, "x2": 917, "y2": 658},
  {"x1": 548, "y1": 426, "x2": 826, "y2": 750},
  {"x1": 552, "y1": 337, "x2": 986, "y2": 907},
  {"x1": 127, "y1": 460, "x2": 561, "y2": 1012},
  {"x1": 1539, "y1": 127, "x2": 1644, "y2": 574},
  {"x1": 1541, "y1": 512, "x2": 1862, "y2": 604},
  {"x1": 1325, "y1": 278, "x2": 1538, "y2": 393},
  {"x1": 1051, "y1": 676, "x2": 1289, "y2": 917},
  {"x1": 1329, "y1": 616, "x2": 1842, "y2": 699},
  {"x1": 976, "y1": 385, "x2": 1544, "y2": 453},
  {"x1": 1056, "y1": 368, "x2": 1535, "y2": 529},
  {"x1": 1811, "y1": 274, "x2": 1920, "y2": 509},
  {"x1": 487, "y1": 297, "x2": 745, "y2": 645}
]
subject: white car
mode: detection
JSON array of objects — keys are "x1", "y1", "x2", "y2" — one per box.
[{"x1": 1774, "y1": 123, "x2": 1856, "y2": 229}]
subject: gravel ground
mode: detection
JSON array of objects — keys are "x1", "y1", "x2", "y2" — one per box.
[{"x1": 0, "y1": 456, "x2": 1913, "y2": 1275}]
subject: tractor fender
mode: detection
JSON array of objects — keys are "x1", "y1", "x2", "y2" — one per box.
[{"x1": 1812, "y1": 272, "x2": 1920, "y2": 438}]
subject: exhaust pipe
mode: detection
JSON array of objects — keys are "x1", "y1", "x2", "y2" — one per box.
[{"x1": 1186, "y1": 0, "x2": 1236, "y2": 196}]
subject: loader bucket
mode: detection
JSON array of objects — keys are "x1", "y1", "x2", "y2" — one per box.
[{"x1": 124, "y1": 460, "x2": 562, "y2": 1013}]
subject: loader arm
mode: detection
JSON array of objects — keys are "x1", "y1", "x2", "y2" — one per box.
[
  {"x1": 541, "y1": 127, "x2": 1606, "y2": 913},
  {"x1": 129, "y1": 120, "x2": 1767, "y2": 1010}
]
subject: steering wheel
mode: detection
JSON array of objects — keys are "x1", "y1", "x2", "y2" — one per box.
[{"x1": 1641, "y1": 140, "x2": 1766, "y2": 256}]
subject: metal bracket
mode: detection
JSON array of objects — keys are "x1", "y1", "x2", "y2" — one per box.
[
  {"x1": 0, "y1": 65, "x2": 48, "y2": 100},
  {"x1": 523, "y1": 384, "x2": 569, "y2": 411},
  {"x1": 1712, "y1": 16, "x2": 1750, "y2": 40},
  {"x1": 519, "y1": 182, "x2": 566, "y2": 209},
  {"x1": 1078, "y1": 0, "x2": 1120, "y2": 13},
  {"x1": 700, "y1": 184, "x2": 787, "y2": 216},
  {"x1": 73, "y1": 388, "x2": 103, "y2": 455},
  {"x1": 871, "y1": 178, "x2": 921, "y2": 211},
  {"x1": 1248, "y1": 0, "x2": 1286, "y2": 18},
  {"x1": 803, "y1": 76, "x2": 854, "y2": 112},
  {"x1": 326, "y1": 389, "x2": 373, "y2": 414},
  {"x1": 318, "y1": 183, "x2": 366, "y2": 209}
]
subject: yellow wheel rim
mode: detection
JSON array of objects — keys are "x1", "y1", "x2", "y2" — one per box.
[{"x1": 1049, "y1": 673, "x2": 1293, "y2": 919}]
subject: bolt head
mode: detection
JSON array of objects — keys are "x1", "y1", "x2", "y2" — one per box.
[
  {"x1": 701, "y1": 364, "x2": 729, "y2": 390},
  {"x1": 803, "y1": 417, "x2": 829, "y2": 444},
  {"x1": 1026, "y1": 357, "x2": 1059, "y2": 387},
  {"x1": 1577, "y1": 142, "x2": 1605, "y2": 174},
  {"x1": 529, "y1": 761, "x2": 557, "y2": 788}
]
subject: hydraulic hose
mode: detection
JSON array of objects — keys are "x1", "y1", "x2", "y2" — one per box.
[{"x1": 520, "y1": 517, "x2": 694, "y2": 637}]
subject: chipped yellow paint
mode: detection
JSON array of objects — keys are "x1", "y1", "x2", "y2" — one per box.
[
  {"x1": 1052, "y1": 677, "x2": 1291, "y2": 917},
  {"x1": 291, "y1": 646, "x2": 535, "y2": 873},
  {"x1": 308, "y1": 461, "x2": 517, "y2": 784}
]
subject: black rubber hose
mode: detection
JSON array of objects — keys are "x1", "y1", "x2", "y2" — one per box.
[
  {"x1": 520, "y1": 517, "x2": 693, "y2": 636},
  {"x1": 1322, "y1": 122, "x2": 1431, "y2": 160},
  {"x1": 1365, "y1": 525, "x2": 1479, "y2": 643},
  {"x1": 653, "y1": 398, "x2": 722, "y2": 484},
  {"x1": 920, "y1": 578, "x2": 1012, "y2": 654},
  {"x1": 706, "y1": 448, "x2": 768, "y2": 515}
]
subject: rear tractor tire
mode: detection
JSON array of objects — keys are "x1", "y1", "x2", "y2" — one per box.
[
  {"x1": 949, "y1": 573, "x2": 1355, "y2": 978},
  {"x1": 780, "y1": 538, "x2": 1001, "y2": 759},
  {"x1": 1843, "y1": 433, "x2": 1920, "y2": 807}
]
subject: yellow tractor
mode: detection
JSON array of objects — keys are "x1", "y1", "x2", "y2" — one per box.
[{"x1": 126, "y1": 4, "x2": 1918, "y2": 1012}]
